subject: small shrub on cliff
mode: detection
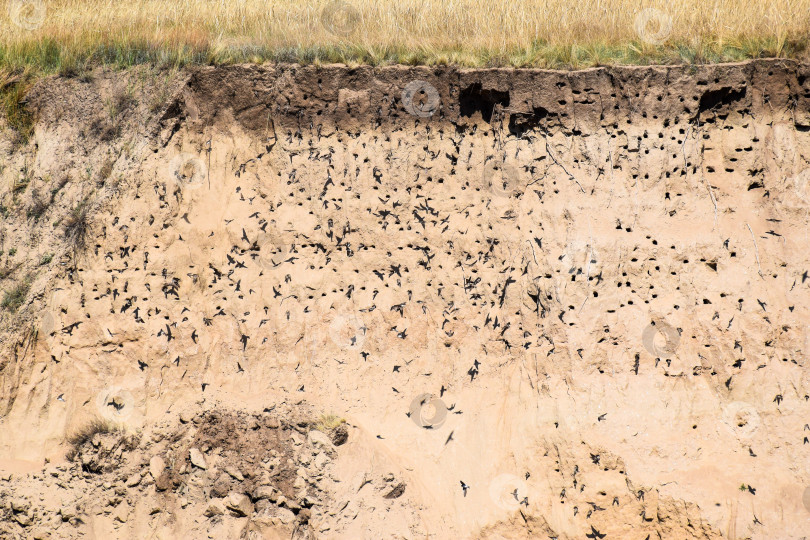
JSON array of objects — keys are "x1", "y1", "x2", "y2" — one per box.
[
  {"x1": 1, "y1": 277, "x2": 31, "y2": 312},
  {"x1": 50, "y1": 174, "x2": 71, "y2": 202},
  {"x1": 63, "y1": 197, "x2": 91, "y2": 251},
  {"x1": 314, "y1": 413, "x2": 345, "y2": 432},
  {"x1": 65, "y1": 418, "x2": 119, "y2": 461},
  {"x1": 313, "y1": 413, "x2": 349, "y2": 446},
  {"x1": 98, "y1": 159, "x2": 114, "y2": 184},
  {"x1": 26, "y1": 189, "x2": 49, "y2": 221},
  {"x1": 0, "y1": 73, "x2": 34, "y2": 145}
]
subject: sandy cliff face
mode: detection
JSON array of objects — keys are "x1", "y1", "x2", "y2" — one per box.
[{"x1": 1, "y1": 60, "x2": 810, "y2": 539}]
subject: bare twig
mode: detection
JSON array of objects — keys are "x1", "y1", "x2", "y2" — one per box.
[
  {"x1": 704, "y1": 177, "x2": 719, "y2": 228},
  {"x1": 205, "y1": 138, "x2": 212, "y2": 190},
  {"x1": 543, "y1": 129, "x2": 584, "y2": 193},
  {"x1": 746, "y1": 223, "x2": 763, "y2": 278},
  {"x1": 526, "y1": 238, "x2": 538, "y2": 265}
]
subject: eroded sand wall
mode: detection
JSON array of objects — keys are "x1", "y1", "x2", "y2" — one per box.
[{"x1": 1, "y1": 61, "x2": 810, "y2": 538}]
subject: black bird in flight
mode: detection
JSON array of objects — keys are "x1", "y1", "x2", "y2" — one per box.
[{"x1": 586, "y1": 526, "x2": 606, "y2": 539}]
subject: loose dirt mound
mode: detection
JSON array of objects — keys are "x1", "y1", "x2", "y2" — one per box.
[
  {"x1": 1, "y1": 60, "x2": 810, "y2": 538},
  {"x1": 0, "y1": 406, "x2": 343, "y2": 539}
]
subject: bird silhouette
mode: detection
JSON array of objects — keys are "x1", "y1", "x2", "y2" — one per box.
[
  {"x1": 586, "y1": 526, "x2": 606, "y2": 539},
  {"x1": 107, "y1": 398, "x2": 124, "y2": 411}
]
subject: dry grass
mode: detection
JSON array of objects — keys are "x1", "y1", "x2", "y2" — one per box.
[
  {"x1": 0, "y1": 0, "x2": 808, "y2": 73},
  {"x1": 66, "y1": 418, "x2": 117, "y2": 449},
  {"x1": 63, "y1": 196, "x2": 91, "y2": 252},
  {"x1": 26, "y1": 188, "x2": 49, "y2": 220},
  {"x1": 65, "y1": 418, "x2": 122, "y2": 461},
  {"x1": 313, "y1": 413, "x2": 348, "y2": 445},
  {"x1": 314, "y1": 413, "x2": 346, "y2": 432}
]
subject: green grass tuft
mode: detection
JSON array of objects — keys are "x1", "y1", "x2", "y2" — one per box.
[
  {"x1": 0, "y1": 72, "x2": 35, "y2": 144},
  {"x1": 1, "y1": 277, "x2": 31, "y2": 312}
]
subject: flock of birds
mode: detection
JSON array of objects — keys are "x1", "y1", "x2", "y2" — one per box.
[{"x1": 36, "y1": 102, "x2": 810, "y2": 536}]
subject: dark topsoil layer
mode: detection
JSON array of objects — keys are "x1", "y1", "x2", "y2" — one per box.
[{"x1": 21, "y1": 59, "x2": 810, "y2": 144}]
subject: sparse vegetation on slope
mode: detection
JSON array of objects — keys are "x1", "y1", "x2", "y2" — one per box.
[
  {"x1": 62, "y1": 196, "x2": 91, "y2": 252},
  {"x1": 65, "y1": 419, "x2": 137, "y2": 471},
  {"x1": 314, "y1": 413, "x2": 346, "y2": 432},
  {"x1": 0, "y1": 69, "x2": 34, "y2": 143},
  {"x1": 1, "y1": 276, "x2": 30, "y2": 312},
  {"x1": 66, "y1": 418, "x2": 119, "y2": 453}
]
